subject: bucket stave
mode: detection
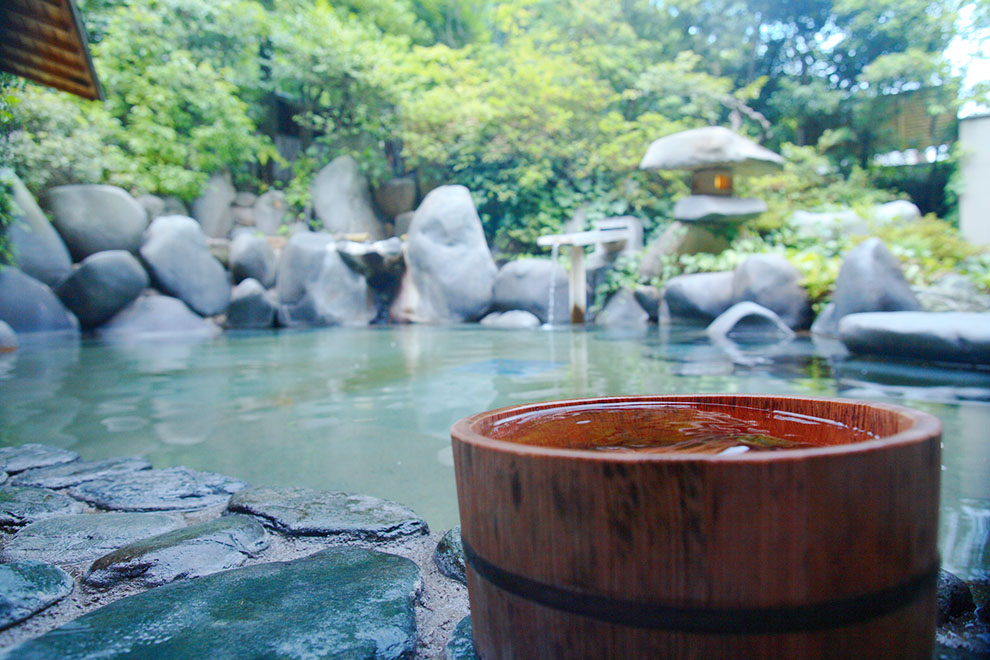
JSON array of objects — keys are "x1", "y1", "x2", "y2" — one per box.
[{"x1": 451, "y1": 395, "x2": 942, "y2": 660}]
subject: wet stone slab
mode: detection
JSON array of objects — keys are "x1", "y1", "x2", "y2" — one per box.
[
  {"x1": 68, "y1": 467, "x2": 247, "y2": 512},
  {"x1": 0, "y1": 444, "x2": 79, "y2": 475},
  {"x1": 445, "y1": 616, "x2": 478, "y2": 660},
  {"x1": 84, "y1": 514, "x2": 270, "y2": 588},
  {"x1": 10, "y1": 457, "x2": 152, "y2": 490},
  {"x1": 0, "y1": 486, "x2": 85, "y2": 528},
  {"x1": 0, "y1": 513, "x2": 184, "y2": 565},
  {"x1": 434, "y1": 527, "x2": 466, "y2": 585},
  {"x1": 228, "y1": 487, "x2": 429, "y2": 541},
  {"x1": 0, "y1": 561, "x2": 73, "y2": 631},
  {"x1": 0, "y1": 547, "x2": 421, "y2": 660}
]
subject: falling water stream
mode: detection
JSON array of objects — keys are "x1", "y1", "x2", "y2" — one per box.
[{"x1": 545, "y1": 241, "x2": 560, "y2": 327}]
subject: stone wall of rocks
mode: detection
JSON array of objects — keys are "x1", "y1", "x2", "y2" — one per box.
[{"x1": 0, "y1": 443, "x2": 470, "y2": 659}]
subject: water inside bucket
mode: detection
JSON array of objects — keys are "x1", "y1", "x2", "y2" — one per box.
[{"x1": 488, "y1": 400, "x2": 879, "y2": 454}]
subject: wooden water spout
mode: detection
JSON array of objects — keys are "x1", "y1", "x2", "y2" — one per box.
[{"x1": 537, "y1": 224, "x2": 634, "y2": 324}]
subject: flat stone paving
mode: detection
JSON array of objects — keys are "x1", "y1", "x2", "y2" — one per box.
[{"x1": 0, "y1": 444, "x2": 469, "y2": 659}]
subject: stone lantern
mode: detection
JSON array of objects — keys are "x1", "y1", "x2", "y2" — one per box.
[{"x1": 638, "y1": 127, "x2": 784, "y2": 271}]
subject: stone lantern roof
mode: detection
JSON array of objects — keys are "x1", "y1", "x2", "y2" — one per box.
[
  {"x1": 639, "y1": 126, "x2": 784, "y2": 224},
  {"x1": 639, "y1": 126, "x2": 784, "y2": 176}
]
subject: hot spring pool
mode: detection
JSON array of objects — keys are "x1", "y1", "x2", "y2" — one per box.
[{"x1": 1, "y1": 324, "x2": 987, "y2": 580}]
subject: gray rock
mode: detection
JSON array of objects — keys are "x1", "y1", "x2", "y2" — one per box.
[
  {"x1": 732, "y1": 254, "x2": 812, "y2": 330},
  {"x1": 493, "y1": 258, "x2": 568, "y2": 324},
  {"x1": 0, "y1": 547, "x2": 420, "y2": 660},
  {"x1": 68, "y1": 467, "x2": 247, "y2": 512},
  {"x1": 639, "y1": 222, "x2": 730, "y2": 280},
  {"x1": 0, "y1": 444, "x2": 79, "y2": 475},
  {"x1": 597, "y1": 288, "x2": 650, "y2": 327},
  {"x1": 789, "y1": 209, "x2": 868, "y2": 238},
  {"x1": 229, "y1": 233, "x2": 276, "y2": 287},
  {"x1": 434, "y1": 527, "x2": 466, "y2": 584},
  {"x1": 479, "y1": 310, "x2": 542, "y2": 329},
  {"x1": 938, "y1": 570, "x2": 976, "y2": 624},
  {"x1": 394, "y1": 211, "x2": 415, "y2": 237},
  {"x1": 85, "y1": 514, "x2": 269, "y2": 588},
  {"x1": 0, "y1": 486, "x2": 85, "y2": 528},
  {"x1": 191, "y1": 172, "x2": 236, "y2": 238},
  {"x1": 140, "y1": 215, "x2": 230, "y2": 317},
  {"x1": 0, "y1": 561, "x2": 73, "y2": 630},
  {"x1": 633, "y1": 285, "x2": 661, "y2": 322},
  {"x1": 234, "y1": 192, "x2": 257, "y2": 208},
  {"x1": 337, "y1": 237, "x2": 405, "y2": 285},
  {"x1": 873, "y1": 200, "x2": 921, "y2": 224},
  {"x1": 136, "y1": 194, "x2": 165, "y2": 220},
  {"x1": 445, "y1": 616, "x2": 477, "y2": 660},
  {"x1": 228, "y1": 486, "x2": 428, "y2": 541},
  {"x1": 0, "y1": 513, "x2": 183, "y2": 564},
  {"x1": 311, "y1": 155, "x2": 383, "y2": 240},
  {"x1": 275, "y1": 232, "x2": 376, "y2": 327},
  {"x1": 94, "y1": 295, "x2": 220, "y2": 342},
  {"x1": 225, "y1": 278, "x2": 276, "y2": 329},
  {"x1": 706, "y1": 301, "x2": 796, "y2": 343},
  {"x1": 374, "y1": 176, "x2": 417, "y2": 219},
  {"x1": 0, "y1": 268, "x2": 79, "y2": 334},
  {"x1": 392, "y1": 186, "x2": 496, "y2": 323},
  {"x1": 55, "y1": 251, "x2": 149, "y2": 329},
  {"x1": 42, "y1": 185, "x2": 148, "y2": 261},
  {"x1": 253, "y1": 190, "x2": 288, "y2": 236},
  {"x1": 821, "y1": 238, "x2": 922, "y2": 336},
  {"x1": 5, "y1": 170, "x2": 72, "y2": 287},
  {"x1": 673, "y1": 195, "x2": 768, "y2": 223},
  {"x1": 838, "y1": 312, "x2": 990, "y2": 365},
  {"x1": 10, "y1": 457, "x2": 151, "y2": 489},
  {"x1": 231, "y1": 205, "x2": 255, "y2": 227},
  {"x1": 639, "y1": 126, "x2": 784, "y2": 175},
  {"x1": 810, "y1": 302, "x2": 838, "y2": 336},
  {"x1": 662, "y1": 271, "x2": 735, "y2": 323},
  {"x1": 0, "y1": 321, "x2": 16, "y2": 353},
  {"x1": 915, "y1": 274, "x2": 990, "y2": 313}
]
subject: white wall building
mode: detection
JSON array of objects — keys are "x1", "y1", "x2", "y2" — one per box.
[{"x1": 959, "y1": 114, "x2": 990, "y2": 247}]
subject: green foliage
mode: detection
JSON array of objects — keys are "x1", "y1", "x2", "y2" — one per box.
[{"x1": 0, "y1": 73, "x2": 20, "y2": 266}]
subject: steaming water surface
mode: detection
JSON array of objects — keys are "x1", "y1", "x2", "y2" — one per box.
[{"x1": 1, "y1": 325, "x2": 987, "y2": 580}]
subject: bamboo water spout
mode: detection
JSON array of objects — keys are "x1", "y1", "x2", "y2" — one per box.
[{"x1": 537, "y1": 225, "x2": 634, "y2": 324}]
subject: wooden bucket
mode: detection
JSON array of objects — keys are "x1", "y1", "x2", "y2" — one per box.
[{"x1": 451, "y1": 395, "x2": 942, "y2": 659}]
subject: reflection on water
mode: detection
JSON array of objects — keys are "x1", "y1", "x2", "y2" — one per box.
[{"x1": 0, "y1": 324, "x2": 987, "y2": 579}]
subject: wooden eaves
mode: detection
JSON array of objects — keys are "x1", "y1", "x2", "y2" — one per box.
[{"x1": 0, "y1": 0, "x2": 105, "y2": 101}]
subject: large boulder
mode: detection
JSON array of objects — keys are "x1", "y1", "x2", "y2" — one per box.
[
  {"x1": 0, "y1": 268, "x2": 78, "y2": 334},
  {"x1": 191, "y1": 172, "x2": 236, "y2": 238},
  {"x1": 226, "y1": 279, "x2": 276, "y2": 329},
  {"x1": 479, "y1": 310, "x2": 542, "y2": 329},
  {"x1": 493, "y1": 258, "x2": 568, "y2": 324},
  {"x1": 140, "y1": 215, "x2": 230, "y2": 317},
  {"x1": 391, "y1": 186, "x2": 496, "y2": 323},
  {"x1": 4, "y1": 171, "x2": 72, "y2": 287},
  {"x1": 373, "y1": 176, "x2": 417, "y2": 220},
  {"x1": 0, "y1": 321, "x2": 16, "y2": 353},
  {"x1": 311, "y1": 156, "x2": 383, "y2": 240},
  {"x1": 55, "y1": 251, "x2": 148, "y2": 329},
  {"x1": 229, "y1": 233, "x2": 276, "y2": 287},
  {"x1": 253, "y1": 190, "x2": 288, "y2": 236},
  {"x1": 275, "y1": 232, "x2": 376, "y2": 327},
  {"x1": 838, "y1": 312, "x2": 990, "y2": 365},
  {"x1": 42, "y1": 185, "x2": 148, "y2": 261},
  {"x1": 731, "y1": 254, "x2": 812, "y2": 330},
  {"x1": 94, "y1": 295, "x2": 220, "y2": 342},
  {"x1": 817, "y1": 238, "x2": 922, "y2": 336},
  {"x1": 661, "y1": 271, "x2": 735, "y2": 323},
  {"x1": 596, "y1": 288, "x2": 650, "y2": 327}
]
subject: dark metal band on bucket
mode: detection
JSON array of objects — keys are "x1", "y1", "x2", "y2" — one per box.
[{"x1": 463, "y1": 541, "x2": 938, "y2": 635}]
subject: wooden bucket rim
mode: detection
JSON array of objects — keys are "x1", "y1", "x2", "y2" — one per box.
[{"x1": 450, "y1": 394, "x2": 942, "y2": 463}]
